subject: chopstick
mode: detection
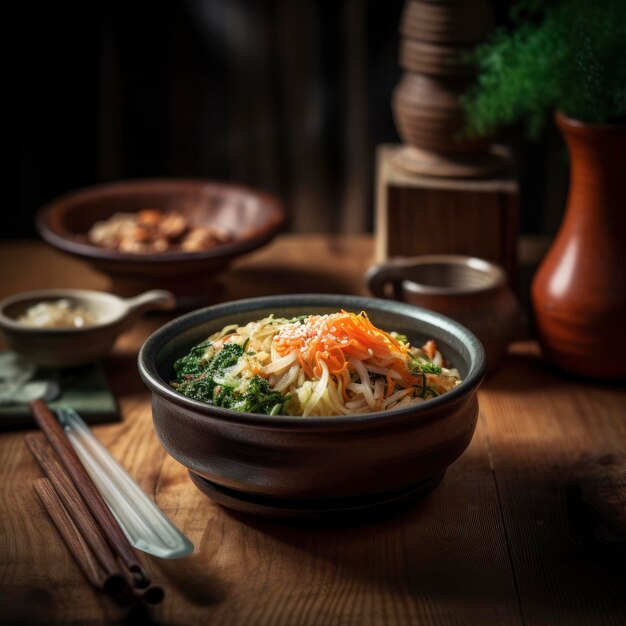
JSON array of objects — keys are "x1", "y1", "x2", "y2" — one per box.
[
  {"x1": 29, "y1": 399, "x2": 150, "y2": 588},
  {"x1": 26, "y1": 435, "x2": 128, "y2": 597},
  {"x1": 33, "y1": 478, "x2": 126, "y2": 597},
  {"x1": 32, "y1": 476, "x2": 164, "y2": 605}
]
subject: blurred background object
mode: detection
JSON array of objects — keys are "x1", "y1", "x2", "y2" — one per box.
[
  {"x1": 36, "y1": 179, "x2": 284, "y2": 305},
  {"x1": 377, "y1": 0, "x2": 519, "y2": 304},
  {"x1": 391, "y1": 0, "x2": 507, "y2": 177},
  {"x1": 366, "y1": 255, "x2": 521, "y2": 375},
  {"x1": 0, "y1": 288, "x2": 176, "y2": 366},
  {"x1": 7, "y1": 0, "x2": 567, "y2": 240},
  {"x1": 373, "y1": 147, "x2": 518, "y2": 288},
  {"x1": 461, "y1": 0, "x2": 626, "y2": 379}
]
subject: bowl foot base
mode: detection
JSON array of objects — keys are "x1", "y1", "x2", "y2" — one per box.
[{"x1": 188, "y1": 471, "x2": 445, "y2": 521}]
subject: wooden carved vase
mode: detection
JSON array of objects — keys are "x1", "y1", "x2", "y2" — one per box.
[
  {"x1": 391, "y1": 0, "x2": 506, "y2": 177},
  {"x1": 531, "y1": 112, "x2": 626, "y2": 380}
]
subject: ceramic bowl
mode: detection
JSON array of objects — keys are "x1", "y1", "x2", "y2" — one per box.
[
  {"x1": 36, "y1": 179, "x2": 285, "y2": 307},
  {"x1": 0, "y1": 289, "x2": 175, "y2": 367},
  {"x1": 366, "y1": 255, "x2": 522, "y2": 375},
  {"x1": 138, "y1": 294, "x2": 485, "y2": 519}
]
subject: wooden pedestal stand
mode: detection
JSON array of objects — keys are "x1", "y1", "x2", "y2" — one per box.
[{"x1": 375, "y1": 145, "x2": 519, "y2": 288}]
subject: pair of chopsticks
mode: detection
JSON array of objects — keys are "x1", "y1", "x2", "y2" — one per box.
[{"x1": 26, "y1": 399, "x2": 164, "y2": 605}]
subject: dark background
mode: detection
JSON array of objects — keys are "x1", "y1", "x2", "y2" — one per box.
[{"x1": 6, "y1": 0, "x2": 567, "y2": 239}]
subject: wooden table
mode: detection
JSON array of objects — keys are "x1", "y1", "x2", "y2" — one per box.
[{"x1": 0, "y1": 236, "x2": 624, "y2": 626}]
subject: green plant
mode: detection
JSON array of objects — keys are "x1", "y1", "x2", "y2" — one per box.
[{"x1": 462, "y1": 0, "x2": 626, "y2": 137}]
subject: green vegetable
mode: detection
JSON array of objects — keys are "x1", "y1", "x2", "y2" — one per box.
[
  {"x1": 238, "y1": 376, "x2": 291, "y2": 415},
  {"x1": 390, "y1": 331, "x2": 409, "y2": 345},
  {"x1": 291, "y1": 315, "x2": 309, "y2": 324},
  {"x1": 172, "y1": 342, "x2": 290, "y2": 415},
  {"x1": 415, "y1": 362, "x2": 442, "y2": 375},
  {"x1": 462, "y1": 0, "x2": 626, "y2": 137},
  {"x1": 172, "y1": 343, "x2": 244, "y2": 403},
  {"x1": 173, "y1": 341, "x2": 214, "y2": 378},
  {"x1": 409, "y1": 356, "x2": 442, "y2": 376}
]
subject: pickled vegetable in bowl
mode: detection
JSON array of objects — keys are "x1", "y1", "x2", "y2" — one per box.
[
  {"x1": 0, "y1": 288, "x2": 176, "y2": 367},
  {"x1": 17, "y1": 299, "x2": 97, "y2": 329}
]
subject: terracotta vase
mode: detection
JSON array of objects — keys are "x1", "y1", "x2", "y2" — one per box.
[{"x1": 531, "y1": 112, "x2": 626, "y2": 380}]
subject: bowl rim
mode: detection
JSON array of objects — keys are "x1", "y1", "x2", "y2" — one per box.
[
  {"x1": 367, "y1": 254, "x2": 508, "y2": 297},
  {"x1": 0, "y1": 288, "x2": 126, "y2": 334},
  {"x1": 138, "y1": 294, "x2": 486, "y2": 428},
  {"x1": 35, "y1": 178, "x2": 285, "y2": 264}
]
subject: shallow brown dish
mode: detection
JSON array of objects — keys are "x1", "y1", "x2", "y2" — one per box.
[
  {"x1": 36, "y1": 179, "x2": 285, "y2": 307},
  {"x1": 138, "y1": 294, "x2": 486, "y2": 519}
]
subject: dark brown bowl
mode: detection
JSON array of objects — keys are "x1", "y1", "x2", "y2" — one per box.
[
  {"x1": 36, "y1": 179, "x2": 285, "y2": 307},
  {"x1": 138, "y1": 294, "x2": 485, "y2": 519}
]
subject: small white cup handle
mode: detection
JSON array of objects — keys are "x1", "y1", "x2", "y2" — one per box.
[{"x1": 124, "y1": 290, "x2": 177, "y2": 317}]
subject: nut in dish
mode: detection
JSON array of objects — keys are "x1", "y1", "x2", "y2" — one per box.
[{"x1": 87, "y1": 209, "x2": 233, "y2": 254}]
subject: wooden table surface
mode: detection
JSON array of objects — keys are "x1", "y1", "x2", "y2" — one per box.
[{"x1": 0, "y1": 236, "x2": 624, "y2": 626}]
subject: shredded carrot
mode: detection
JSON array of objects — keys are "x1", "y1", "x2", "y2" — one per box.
[
  {"x1": 422, "y1": 339, "x2": 437, "y2": 360},
  {"x1": 273, "y1": 311, "x2": 423, "y2": 390},
  {"x1": 385, "y1": 372, "x2": 395, "y2": 398}
]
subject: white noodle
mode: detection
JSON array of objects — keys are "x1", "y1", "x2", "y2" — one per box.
[
  {"x1": 179, "y1": 313, "x2": 461, "y2": 416},
  {"x1": 365, "y1": 363, "x2": 402, "y2": 380},
  {"x1": 383, "y1": 388, "x2": 414, "y2": 408},
  {"x1": 346, "y1": 397, "x2": 368, "y2": 410},
  {"x1": 263, "y1": 350, "x2": 298, "y2": 375},
  {"x1": 349, "y1": 358, "x2": 376, "y2": 410},
  {"x1": 275, "y1": 364, "x2": 300, "y2": 393},
  {"x1": 326, "y1": 384, "x2": 352, "y2": 415},
  {"x1": 373, "y1": 379, "x2": 384, "y2": 402},
  {"x1": 303, "y1": 360, "x2": 329, "y2": 417}
]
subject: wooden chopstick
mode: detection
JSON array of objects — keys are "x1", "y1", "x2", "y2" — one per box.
[
  {"x1": 32, "y1": 476, "x2": 165, "y2": 605},
  {"x1": 29, "y1": 399, "x2": 150, "y2": 588},
  {"x1": 26, "y1": 434, "x2": 128, "y2": 597},
  {"x1": 133, "y1": 583, "x2": 166, "y2": 605},
  {"x1": 33, "y1": 478, "x2": 129, "y2": 597}
]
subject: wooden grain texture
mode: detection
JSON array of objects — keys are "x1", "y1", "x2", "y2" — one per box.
[
  {"x1": 29, "y1": 400, "x2": 149, "y2": 589},
  {"x1": 32, "y1": 478, "x2": 111, "y2": 593},
  {"x1": 577, "y1": 455, "x2": 626, "y2": 544},
  {"x1": 392, "y1": 1, "x2": 501, "y2": 178},
  {"x1": 26, "y1": 435, "x2": 126, "y2": 593},
  {"x1": 375, "y1": 145, "x2": 519, "y2": 287},
  {"x1": 480, "y1": 343, "x2": 626, "y2": 626},
  {"x1": 0, "y1": 431, "x2": 123, "y2": 625},
  {"x1": 0, "y1": 237, "x2": 624, "y2": 625},
  {"x1": 141, "y1": 414, "x2": 521, "y2": 626},
  {"x1": 400, "y1": 0, "x2": 494, "y2": 44},
  {"x1": 32, "y1": 476, "x2": 166, "y2": 606}
]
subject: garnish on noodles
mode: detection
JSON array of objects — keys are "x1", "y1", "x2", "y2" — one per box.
[{"x1": 171, "y1": 311, "x2": 461, "y2": 416}]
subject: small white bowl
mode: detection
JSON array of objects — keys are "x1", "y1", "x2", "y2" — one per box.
[{"x1": 0, "y1": 289, "x2": 176, "y2": 367}]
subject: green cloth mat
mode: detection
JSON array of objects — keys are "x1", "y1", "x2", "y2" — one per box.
[{"x1": 0, "y1": 354, "x2": 119, "y2": 430}]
